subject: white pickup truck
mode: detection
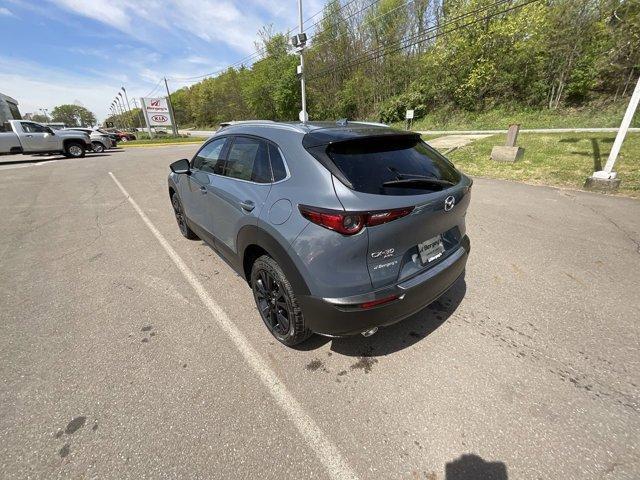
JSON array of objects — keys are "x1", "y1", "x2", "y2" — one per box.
[{"x1": 0, "y1": 120, "x2": 92, "y2": 158}]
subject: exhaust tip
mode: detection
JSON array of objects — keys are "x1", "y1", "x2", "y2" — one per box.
[{"x1": 361, "y1": 327, "x2": 378, "y2": 337}]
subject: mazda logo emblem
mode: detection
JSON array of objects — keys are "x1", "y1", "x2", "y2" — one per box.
[{"x1": 444, "y1": 195, "x2": 456, "y2": 211}]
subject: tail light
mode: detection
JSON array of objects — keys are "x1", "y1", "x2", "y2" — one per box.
[{"x1": 299, "y1": 205, "x2": 414, "y2": 236}]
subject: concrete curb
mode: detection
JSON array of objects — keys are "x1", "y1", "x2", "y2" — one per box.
[
  {"x1": 418, "y1": 128, "x2": 640, "y2": 135},
  {"x1": 122, "y1": 142, "x2": 203, "y2": 148}
]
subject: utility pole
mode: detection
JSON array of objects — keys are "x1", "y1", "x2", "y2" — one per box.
[
  {"x1": 164, "y1": 77, "x2": 179, "y2": 136},
  {"x1": 587, "y1": 75, "x2": 640, "y2": 191},
  {"x1": 297, "y1": 0, "x2": 308, "y2": 123}
]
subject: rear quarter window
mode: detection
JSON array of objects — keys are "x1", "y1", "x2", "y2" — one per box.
[
  {"x1": 327, "y1": 136, "x2": 461, "y2": 195},
  {"x1": 268, "y1": 144, "x2": 287, "y2": 181}
]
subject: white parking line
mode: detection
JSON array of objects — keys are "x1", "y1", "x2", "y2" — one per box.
[{"x1": 108, "y1": 172, "x2": 358, "y2": 480}]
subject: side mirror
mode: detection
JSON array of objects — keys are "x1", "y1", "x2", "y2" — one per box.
[
  {"x1": 170, "y1": 158, "x2": 191, "y2": 174},
  {"x1": 45, "y1": 127, "x2": 55, "y2": 135}
]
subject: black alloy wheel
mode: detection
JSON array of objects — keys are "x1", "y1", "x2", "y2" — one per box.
[{"x1": 254, "y1": 268, "x2": 291, "y2": 337}]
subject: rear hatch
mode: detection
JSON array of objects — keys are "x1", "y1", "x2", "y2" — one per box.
[{"x1": 306, "y1": 131, "x2": 471, "y2": 289}]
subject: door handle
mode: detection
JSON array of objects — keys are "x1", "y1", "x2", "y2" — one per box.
[
  {"x1": 240, "y1": 200, "x2": 255, "y2": 212},
  {"x1": 25, "y1": 135, "x2": 33, "y2": 138},
  {"x1": 199, "y1": 186, "x2": 207, "y2": 194}
]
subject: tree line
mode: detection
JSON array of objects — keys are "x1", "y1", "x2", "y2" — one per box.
[
  {"x1": 118, "y1": 0, "x2": 640, "y2": 128},
  {"x1": 28, "y1": 104, "x2": 97, "y2": 127}
]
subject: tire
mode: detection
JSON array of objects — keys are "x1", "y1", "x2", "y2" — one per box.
[
  {"x1": 91, "y1": 142, "x2": 105, "y2": 153},
  {"x1": 64, "y1": 141, "x2": 85, "y2": 158},
  {"x1": 251, "y1": 255, "x2": 311, "y2": 346},
  {"x1": 171, "y1": 193, "x2": 198, "y2": 240}
]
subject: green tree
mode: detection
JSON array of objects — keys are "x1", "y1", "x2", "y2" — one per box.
[
  {"x1": 51, "y1": 104, "x2": 97, "y2": 127},
  {"x1": 28, "y1": 113, "x2": 49, "y2": 123}
]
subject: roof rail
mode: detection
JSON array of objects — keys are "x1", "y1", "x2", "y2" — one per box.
[
  {"x1": 219, "y1": 120, "x2": 274, "y2": 127},
  {"x1": 350, "y1": 121, "x2": 389, "y2": 127},
  {"x1": 218, "y1": 120, "x2": 307, "y2": 134}
]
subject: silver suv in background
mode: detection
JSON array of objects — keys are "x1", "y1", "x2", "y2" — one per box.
[
  {"x1": 168, "y1": 121, "x2": 471, "y2": 346},
  {"x1": 64, "y1": 127, "x2": 113, "y2": 153}
]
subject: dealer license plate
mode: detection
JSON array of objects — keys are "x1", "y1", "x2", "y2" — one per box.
[{"x1": 418, "y1": 235, "x2": 445, "y2": 264}]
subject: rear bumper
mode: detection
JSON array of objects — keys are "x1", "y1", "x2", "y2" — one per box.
[{"x1": 298, "y1": 236, "x2": 470, "y2": 336}]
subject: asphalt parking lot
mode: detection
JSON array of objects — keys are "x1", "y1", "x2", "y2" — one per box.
[{"x1": 1, "y1": 146, "x2": 639, "y2": 479}]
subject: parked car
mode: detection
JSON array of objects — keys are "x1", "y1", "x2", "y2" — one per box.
[
  {"x1": 105, "y1": 129, "x2": 136, "y2": 141},
  {"x1": 65, "y1": 127, "x2": 113, "y2": 153},
  {"x1": 167, "y1": 120, "x2": 471, "y2": 346},
  {"x1": 95, "y1": 128, "x2": 119, "y2": 145},
  {"x1": 0, "y1": 120, "x2": 91, "y2": 157}
]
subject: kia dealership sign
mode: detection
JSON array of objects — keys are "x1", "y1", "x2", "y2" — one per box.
[{"x1": 141, "y1": 97, "x2": 172, "y2": 127}]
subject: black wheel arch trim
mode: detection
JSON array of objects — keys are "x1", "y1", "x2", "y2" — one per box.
[{"x1": 237, "y1": 225, "x2": 310, "y2": 296}]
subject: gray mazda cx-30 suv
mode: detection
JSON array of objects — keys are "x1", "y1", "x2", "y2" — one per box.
[{"x1": 168, "y1": 120, "x2": 471, "y2": 346}]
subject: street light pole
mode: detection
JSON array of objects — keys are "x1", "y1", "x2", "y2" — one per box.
[
  {"x1": 122, "y1": 87, "x2": 136, "y2": 129},
  {"x1": 121, "y1": 87, "x2": 132, "y2": 112},
  {"x1": 297, "y1": 0, "x2": 308, "y2": 123},
  {"x1": 39, "y1": 108, "x2": 49, "y2": 122},
  {"x1": 117, "y1": 92, "x2": 130, "y2": 129}
]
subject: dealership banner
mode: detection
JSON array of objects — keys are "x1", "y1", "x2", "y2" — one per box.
[{"x1": 141, "y1": 97, "x2": 172, "y2": 127}]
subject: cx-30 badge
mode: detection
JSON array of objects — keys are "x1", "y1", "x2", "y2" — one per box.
[{"x1": 444, "y1": 195, "x2": 456, "y2": 211}]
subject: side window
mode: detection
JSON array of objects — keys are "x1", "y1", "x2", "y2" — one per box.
[
  {"x1": 192, "y1": 138, "x2": 227, "y2": 173},
  {"x1": 22, "y1": 122, "x2": 47, "y2": 133},
  {"x1": 225, "y1": 137, "x2": 272, "y2": 183},
  {"x1": 0, "y1": 122, "x2": 10, "y2": 133},
  {"x1": 269, "y1": 144, "x2": 287, "y2": 181}
]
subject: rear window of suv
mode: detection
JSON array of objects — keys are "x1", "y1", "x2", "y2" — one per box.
[{"x1": 326, "y1": 136, "x2": 460, "y2": 195}]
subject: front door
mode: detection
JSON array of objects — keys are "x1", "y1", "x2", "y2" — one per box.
[
  {"x1": 20, "y1": 122, "x2": 58, "y2": 152},
  {"x1": 178, "y1": 137, "x2": 228, "y2": 239}
]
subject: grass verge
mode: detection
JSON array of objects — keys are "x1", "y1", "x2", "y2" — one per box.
[
  {"x1": 437, "y1": 132, "x2": 640, "y2": 197},
  {"x1": 400, "y1": 102, "x2": 637, "y2": 131}
]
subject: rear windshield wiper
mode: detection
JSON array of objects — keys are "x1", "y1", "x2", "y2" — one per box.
[{"x1": 382, "y1": 178, "x2": 455, "y2": 189}]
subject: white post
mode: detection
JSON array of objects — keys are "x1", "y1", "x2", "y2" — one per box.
[
  {"x1": 592, "y1": 75, "x2": 640, "y2": 180},
  {"x1": 298, "y1": 0, "x2": 308, "y2": 123}
]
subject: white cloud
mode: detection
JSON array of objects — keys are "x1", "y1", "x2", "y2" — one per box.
[
  {"x1": 48, "y1": 0, "x2": 130, "y2": 29},
  {"x1": 0, "y1": 7, "x2": 15, "y2": 16},
  {"x1": 185, "y1": 55, "x2": 211, "y2": 65},
  {"x1": 0, "y1": 56, "x2": 120, "y2": 120},
  {"x1": 46, "y1": 0, "x2": 295, "y2": 54}
]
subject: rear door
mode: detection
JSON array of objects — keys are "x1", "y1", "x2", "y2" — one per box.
[
  {"x1": 206, "y1": 135, "x2": 273, "y2": 254},
  {"x1": 327, "y1": 136, "x2": 472, "y2": 288}
]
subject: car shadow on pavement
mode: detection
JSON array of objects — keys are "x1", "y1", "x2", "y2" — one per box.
[
  {"x1": 445, "y1": 453, "x2": 508, "y2": 480},
  {"x1": 297, "y1": 274, "x2": 466, "y2": 356},
  {"x1": 0, "y1": 153, "x2": 111, "y2": 165}
]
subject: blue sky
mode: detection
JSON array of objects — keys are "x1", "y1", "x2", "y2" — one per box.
[{"x1": 0, "y1": 0, "x2": 322, "y2": 120}]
